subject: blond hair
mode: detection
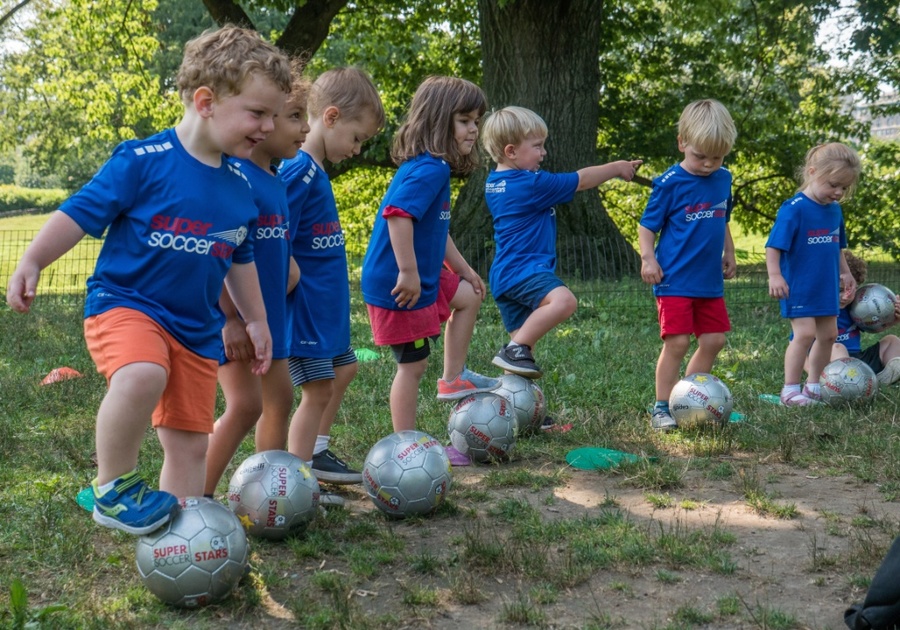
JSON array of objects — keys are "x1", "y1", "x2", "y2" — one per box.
[
  {"x1": 678, "y1": 99, "x2": 737, "y2": 156},
  {"x1": 798, "y1": 142, "x2": 862, "y2": 197},
  {"x1": 307, "y1": 67, "x2": 385, "y2": 128},
  {"x1": 176, "y1": 25, "x2": 291, "y2": 104},
  {"x1": 391, "y1": 76, "x2": 487, "y2": 175},
  {"x1": 480, "y1": 106, "x2": 548, "y2": 163}
]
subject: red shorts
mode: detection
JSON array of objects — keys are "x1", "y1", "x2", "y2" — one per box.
[
  {"x1": 84, "y1": 307, "x2": 219, "y2": 433},
  {"x1": 367, "y1": 269, "x2": 461, "y2": 346},
  {"x1": 656, "y1": 296, "x2": 730, "y2": 339}
]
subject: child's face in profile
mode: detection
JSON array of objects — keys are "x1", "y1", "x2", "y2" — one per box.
[
  {"x1": 325, "y1": 109, "x2": 380, "y2": 164},
  {"x1": 257, "y1": 96, "x2": 310, "y2": 162},
  {"x1": 678, "y1": 138, "x2": 727, "y2": 177},
  {"x1": 508, "y1": 134, "x2": 547, "y2": 172},
  {"x1": 453, "y1": 109, "x2": 481, "y2": 156},
  {"x1": 805, "y1": 168, "x2": 856, "y2": 205}
]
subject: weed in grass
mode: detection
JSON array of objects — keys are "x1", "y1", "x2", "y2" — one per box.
[
  {"x1": 656, "y1": 569, "x2": 682, "y2": 583},
  {"x1": 745, "y1": 490, "x2": 799, "y2": 519},
  {"x1": 499, "y1": 590, "x2": 548, "y2": 626},
  {"x1": 716, "y1": 593, "x2": 741, "y2": 616},
  {"x1": 707, "y1": 461, "x2": 735, "y2": 480},
  {"x1": 673, "y1": 604, "x2": 714, "y2": 624},
  {"x1": 399, "y1": 582, "x2": 440, "y2": 607},
  {"x1": 529, "y1": 582, "x2": 558, "y2": 605},
  {"x1": 621, "y1": 458, "x2": 684, "y2": 491},
  {"x1": 679, "y1": 498, "x2": 702, "y2": 510},
  {"x1": 447, "y1": 567, "x2": 488, "y2": 605},
  {"x1": 482, "y1": 467, "x2": 566, "y2": 490},
  {"x1": 848, "y1": 574, "x2": 871, "y2": 589},
  {"x1": 609, "y1": 580, "x2": 633, "y2": 596},
  {"x1": 646, "y1": 492, "x2": 675, "y2": 509},
  {"x1": 410, "y1": 550, "x2": 443, "y2": 575}
]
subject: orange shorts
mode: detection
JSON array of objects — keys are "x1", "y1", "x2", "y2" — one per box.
[{"x1": 84, "y1": 307, "x2": 219, "y2": 433}]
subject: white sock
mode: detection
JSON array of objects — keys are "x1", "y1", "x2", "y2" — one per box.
[
  {"x1": 781, "y1": 384, "x2": 801, "y2": 394},
  {"x1": 313, "y1": 434, "x2": 330, "y2": 456},
  {"x1": 805, "y1": 382, "x2": 821, "y2": 395}
]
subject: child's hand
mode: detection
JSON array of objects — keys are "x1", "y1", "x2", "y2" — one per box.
[
  {"x1": 618, "y1": 160, "x2": 643, "y2": 182},
  {"x1": 244, "y1": 320, "x2": 272, "y2": 376},
  {"x1": 640, "y1": 257, "x2": 663, "y2": 285},
  {"x1": 460, "y1": 267, "x2": 487, "y2": 301},
  {"x1": 6, "y1": 263, "x2": 40, "y2": 313},
  {"x1": 392, "y1": 270, "x2": 421, "y2": 309},
  {"x1": 722, "y1": 254, "x2": 737, "y2": 279},
  {"x1": 222, "y1": 316, "x2": 252, "y2": 363},
  {"x1": 840, "y1": 272, "x2": 857, "y2": 300},
  {"x1": 768, "y1": 274, "x2": 789, "y2": 299}
]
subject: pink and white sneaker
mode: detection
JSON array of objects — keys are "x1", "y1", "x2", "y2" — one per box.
[{"x1": 780, "y1": 388, "x2": 819, "y2": 407}]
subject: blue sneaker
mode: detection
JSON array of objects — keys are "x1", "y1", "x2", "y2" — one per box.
[
  {"x1": 437, "y1": 367, "x2": 501, "y2": 401},
  {"x1": 92, "y1": 472, "x2": 178, "y2": 535}
]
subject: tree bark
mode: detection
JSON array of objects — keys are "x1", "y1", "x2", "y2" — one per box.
[
  {"x1": 202, "y1": 0, "x2": 349, "y2": 58},
  {"x1": 454, "y1": 0, "x2": 639, "y2": 279}
]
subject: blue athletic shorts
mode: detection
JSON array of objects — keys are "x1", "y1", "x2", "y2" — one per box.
[{"x1": 494, "y1": 272, "x2": 566, "y2": 333}]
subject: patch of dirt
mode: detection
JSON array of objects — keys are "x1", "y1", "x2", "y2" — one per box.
[{"x1": 246, "y1": 456, "x2": 899, "y2": 629}]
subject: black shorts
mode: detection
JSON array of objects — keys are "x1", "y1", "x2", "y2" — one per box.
[{"x1": 850, "y1": 343, "x2": 884, "y2": 374}]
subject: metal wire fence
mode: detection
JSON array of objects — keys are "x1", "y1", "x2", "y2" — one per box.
[{"x1": 2, "y1": 229, "x2": 899, "y2": 310}]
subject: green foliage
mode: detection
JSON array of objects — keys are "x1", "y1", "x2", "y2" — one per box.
[
  {"x1": 0, "y1": 184, "x2": 67, "y2": 213},
  {"x1": 0, "y1": 0, "x2": 181, "y2": 189}
]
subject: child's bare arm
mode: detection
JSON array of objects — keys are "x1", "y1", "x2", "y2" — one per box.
[
  {"x1": 6, "y1": 211, "x2": 87, "y2": 313},
  {"x1": 638, "y1": 225, "x2": 662, "y2": 285},
  {"x1": 722, "y1": 224, "x2": 737, "y2": 279},
  {"x1": 445, "y1": 235, "x2": 486, "y2": 300},
  {"x1": 387, "y1": 216, "x2": 420, "y2": 309},
  {"x1": 766, "y1": 247, "x2": 789, "y2": 299},
  {"x1": 838, "y1": 249, "x2": 857, "y2": 298},
  {"x1": 576, "y1": 160, "x2": 642, "y2": 192},
  {"x1": 287, "y1": 258, "x2": 300, "y2": 294},
  {"x1": 218, "y1": 286, "x2": 252, "y2": 363},
  {"x1": 224, "y1": 261, "x2": 272, "y2": 375}
]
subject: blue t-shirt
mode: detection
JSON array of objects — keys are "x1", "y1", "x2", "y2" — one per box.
[
  {"x1": 361, "y1": 154, "x2": 451, "y2": 310},
  {"x1": 485, "y1": 169, "x2": 579, "y2": 298},
  {"x1": 231, "y1": 158, "x2": 292, "y2": 360},
  {"x1": 639, "y1": 164, "x2": 733, "y2": 298},
  {"x1": 765, "y1": 192, "x2": 847, "y2": 318},
  {"x1": 281, "y1": 151, "x2": 350, "y2": 358},
  {"x1": 836, "y1": 308, "x2": 861, "y2": 353},
  {"x1": 61, "y1": 128, "x2": 257, "y2": 360}
]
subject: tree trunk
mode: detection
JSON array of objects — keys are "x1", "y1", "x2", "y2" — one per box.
[
  {"x1": 202, "y1": 0, "x2": 349, "y2": 58},
  {"x1": 454, "y1": 0, "x2": 639, "y2": 279}
]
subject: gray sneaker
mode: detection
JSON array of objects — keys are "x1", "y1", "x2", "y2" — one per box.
[
  {"x1": 878, "y1": 357, "x2": 900, "y2": 386},
  {"x1": 311, "y1": 449, "x2": 362, "y2": 485},
  {"x1": 492, "y1": 343, "x2": 542, "y2": 378},
  {"x1": 650, "y1": 409, "x2": 678, "y2": 431}
]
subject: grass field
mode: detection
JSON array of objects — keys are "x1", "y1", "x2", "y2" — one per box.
[{"x1": 3, "y1": 281, "x2": 900, "y2": 628}]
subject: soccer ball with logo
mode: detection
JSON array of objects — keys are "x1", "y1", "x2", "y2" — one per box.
[
  {"x1": 849, "y1": 283, "x2": 897, "y2": 333},
  {"x1": 819, "y1": 357, "x2": 878, "y2": 405},
  {"x1": 227, "y1": 450, "x2": 320, "y2": 540},
  {"x1": 447, "y1": 392, "x2": 517, "y2": 462},
  {"x1": 362, "y1": 430, "x2": 452, "y2": 518},
  {"x1": 135, "y1": 497, "x2": 249, "y2": 608},
  {"x1": 493, "y1": 374, "x2": 547, "y2": 434},
  {"x1": 669, "y1": 373, "x2": 733, "y2": 429}
]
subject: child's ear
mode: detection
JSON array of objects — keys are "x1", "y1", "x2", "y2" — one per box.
[
  {"x1": 503, "y1": 144, "x2": 517, "y2": 160},
  {"x1": 676, "y1": 135, "x2": 685, "y2": 151},
  {"x1": 193, "y1": 87, "x2": 215, "y2": 118},
  {"x1": 323, "y1": 105, "x2": 341, "y2": 127}
]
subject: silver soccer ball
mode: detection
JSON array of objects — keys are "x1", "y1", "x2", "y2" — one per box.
[
  {"x1": 493, "y1": 373, "x2": 546, "y2": 434},
  {"x1": 135, "y1": 497, "x2": 249, "y2": 608},
  {"x1": 227, "y1": 450, "x2": 320, "y2": 540},
  {"x1": 669, "y1": 373, "x2": 733, "y2": 429},
  {"x1": 849, "y1": 283, "x2": 897, "y2": 333},
  {"x1": 819, "y1": 357, "x2": 878, "y2": 405},
  {"x1": 447, "y1": 392, "x2": 517, "y2": 462},
  {"x1": 362, "y1": 431, "x2": 452, "y2": 518}
]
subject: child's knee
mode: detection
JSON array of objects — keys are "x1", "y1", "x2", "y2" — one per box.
[
  {"x1": 698, "y1": 332, "x2": 726, "y2": 353},
  {"x1": 662, "y1": 334, "x2": 691, "y2": 355}
]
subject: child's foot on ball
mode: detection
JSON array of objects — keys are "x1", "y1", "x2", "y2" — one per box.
[
  {"x1": 650, "y1": 409, "x2": 677, "y2": 431},
  {"x1": 92, "y1": 472, "x2": 178, "y2": 535},
  {"x1": 492, "y1": 343, "x2": 542, "y2": 379},
  {"x1": 436, "y1": 367, "x2": 500, "y2": 401}
]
